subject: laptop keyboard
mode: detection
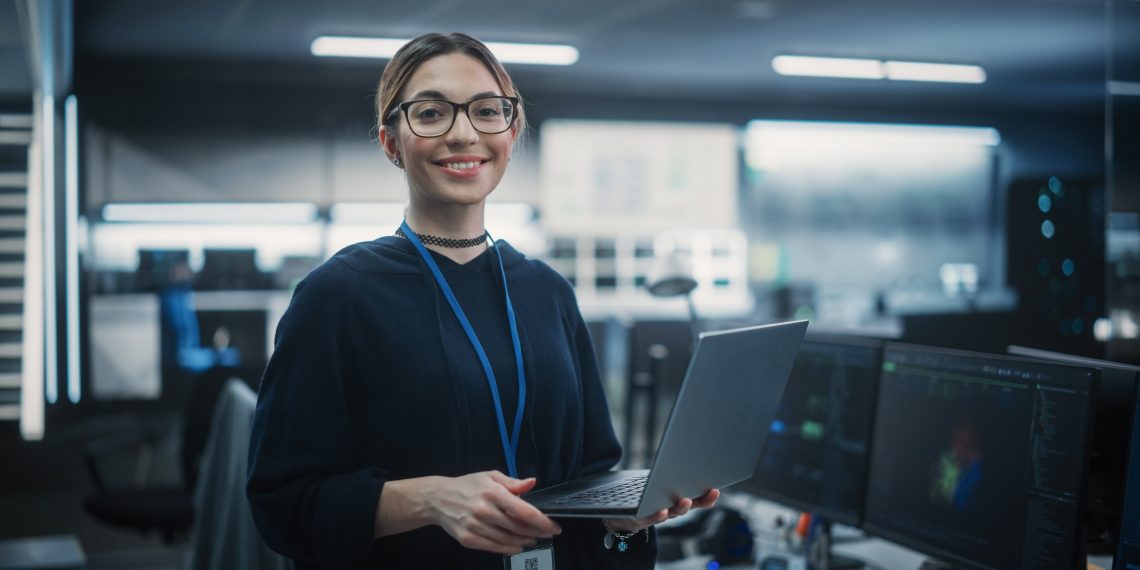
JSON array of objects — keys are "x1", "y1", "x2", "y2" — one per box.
[{"x1": 549, "y1": 474, "x2": 648, "y2": 507}]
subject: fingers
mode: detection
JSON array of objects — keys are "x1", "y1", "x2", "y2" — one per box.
[
  {"x1": 693, "y1": 488, "x2": 720, "y2": 509},
  {"x1": 483, "y1": 472, "x2": 561, "y2": 536},
  {"x1": 487, "y1": 471, "x2": 536, "y2": 494},
  {"x1": 667, "y1": 497, "x2": 693, "y2": 519},
  {"x1": 453, "y1": 526, "x2": 531, "y2": 556}
]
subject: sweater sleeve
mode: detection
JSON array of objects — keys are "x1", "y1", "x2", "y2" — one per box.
[
  {"x1": 558, "y1": 306, "x2": 658, "y2": 569},
  {"x1": 246, "y1": 267, "x2": 385, "y2": 567}
]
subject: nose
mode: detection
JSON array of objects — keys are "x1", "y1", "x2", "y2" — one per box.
[{"x1": 445, "y1": 109, "x2": 479, "y2": 145}]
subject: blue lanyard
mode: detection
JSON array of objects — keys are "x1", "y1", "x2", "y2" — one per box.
[{"x1": 400, "y1": 220, "x2": 527, "y2": 478}]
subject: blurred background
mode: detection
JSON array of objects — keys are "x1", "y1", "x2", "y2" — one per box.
[{"x1": 0, "y1": 0, "x2": 1137, "y2": 567}]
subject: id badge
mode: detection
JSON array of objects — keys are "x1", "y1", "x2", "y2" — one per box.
[{"x1": 504, "y1": 540, "x2": 555, "y2": 570}]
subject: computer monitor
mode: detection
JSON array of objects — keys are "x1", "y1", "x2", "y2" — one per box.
[
  {"x1": 136, "y1": 248, "x2": 190, "y2": 291},
  {"x1": 1008, "y1": 345, "x2": 1140, "y2": 553},
  {"x1": 737, "y1": 334, "x2": 882, "y2": 526},
  {"x1": 196, "y1": 248, "x2": 268, "y2": 290},
  {"x1": 1115, "y1": 384, "x2": 1140, "y2": 570},
  {"x1": 864, "y1": 343, "x2": 1098, "y2": 569}
]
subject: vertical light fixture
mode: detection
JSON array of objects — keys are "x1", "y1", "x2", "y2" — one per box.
[
  {"x1": 21, "y1": 94, "x2": 45, "y2": 441},
  {"x1": 64, "y1": 94, "x2": 79, "y2": 404},
  {"x1": 42, "y1": 92, "x2": 57, "y2": 406}
]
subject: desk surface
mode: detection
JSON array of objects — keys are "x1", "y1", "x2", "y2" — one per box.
[
  {"x1": 656, "y1": 494, "x2": 1115, "y2": 570},
  {"x1": 0, "y1": 535, "x2": 85, "y2": 570}
]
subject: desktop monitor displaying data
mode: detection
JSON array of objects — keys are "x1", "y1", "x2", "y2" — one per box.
[
  {"x1": 738, "y1": 335, "x2": 881, "y2": 525},
  {"x1": 1115, "y1": 383, "x2": 1140, "y2": 570},
  {"x1": 864, "y1": 344, "x2": 1098, "y2": 570},
  {"x1": 1008, "y1": 345, "x2": 1140, "y2": 554}
]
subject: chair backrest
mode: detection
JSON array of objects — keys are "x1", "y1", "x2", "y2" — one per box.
[{"x1": 186, "y1": 379, "x2": 290, "y2": 570}]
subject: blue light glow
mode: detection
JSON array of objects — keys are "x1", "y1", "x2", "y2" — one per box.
[
  {"x1": 1041, "y1": 220, "x2": 1055, "y2": 239},
  {"x1": 1037, "y1": 194, "x2": 1051, "y2": 213},
  {"x1": 1062, "y1": 258, "x2": 1075, "y2": 276},
  {"x1": 770, "y1": 420, "x2": 786, "y2": 434}
]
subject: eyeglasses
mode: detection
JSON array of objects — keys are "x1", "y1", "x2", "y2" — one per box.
[{"x1": 386, "y1": 96, "x2": 519, "y2": 138}]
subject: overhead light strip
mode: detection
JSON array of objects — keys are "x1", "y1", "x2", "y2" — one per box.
[
  {"x1": 773, "y1": 55, "x2": 986, "y2": 84},
  {"x1": 102, "y1": 202, "x2": 319, "y2": 224},
  {"x1": 1108, "y1": 81, "x2": 1140, "y2": 97},
  {"x1": 311, "y1": 36, "x2": 579, "y2": 66}
]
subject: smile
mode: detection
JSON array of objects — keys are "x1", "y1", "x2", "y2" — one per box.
[{"x1": 443, "y1": 161, "x2": 482, "y2": 171}]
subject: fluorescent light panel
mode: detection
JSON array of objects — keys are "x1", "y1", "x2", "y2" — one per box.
[
  {"x1": 65, "y1": 94, "x2": 80, "y2": 404},
  {"x1": 772, "y1": 55, "x2": 884, "y2": 79},
  {"x1": 102, "y1": 202, "x2": 318, "y2": 224},
  {"x1": 884, "y1": 61, "x2": 986, "y2": 84},
  {"x1": 747, "y1": 120, "x2": 1001, "y2": 147},
  {"x1": 312, "y1": 36, "x2": 579, "y2": 66},
  {"x1": 773, "y1": 55, "x2": 986, "y2": 84}
]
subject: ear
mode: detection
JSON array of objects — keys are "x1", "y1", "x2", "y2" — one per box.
[{"x1": 379, "y1": 124, "x2": 401, "y2": 165}]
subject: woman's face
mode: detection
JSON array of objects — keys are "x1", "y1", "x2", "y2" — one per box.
[{"x1": 381, "y1": 52, "x2": 518, "y2": 210}]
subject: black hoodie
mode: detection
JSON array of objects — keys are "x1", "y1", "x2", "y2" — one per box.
[{"x1": 247, "y1": 235, "x2": 656, "y2": 569}]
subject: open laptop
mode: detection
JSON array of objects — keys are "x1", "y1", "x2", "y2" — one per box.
[{"x1": 524, "y1": 320, "x2": 808, "y2": 518}]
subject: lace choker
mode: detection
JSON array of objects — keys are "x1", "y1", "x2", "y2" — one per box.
[{"x1": 395, "y1": 227, "x2": 489, "y2": 248}]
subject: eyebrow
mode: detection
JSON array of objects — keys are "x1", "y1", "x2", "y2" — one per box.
[{"x1": 407, "y1": 90, "x2": 504, "y2": 101}]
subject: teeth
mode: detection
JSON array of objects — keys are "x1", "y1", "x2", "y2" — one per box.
[{"x1": 444, "y1": 161, "x2": 480, "y2": 171}]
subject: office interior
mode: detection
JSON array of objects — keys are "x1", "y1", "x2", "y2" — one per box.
[{"x1": 0, "y1": 0, "x2": 1138, "y2": 568}]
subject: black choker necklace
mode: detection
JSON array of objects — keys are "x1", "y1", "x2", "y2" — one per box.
[{"x1": 395, "y1": 227, "x2": 489, "y2": 248}]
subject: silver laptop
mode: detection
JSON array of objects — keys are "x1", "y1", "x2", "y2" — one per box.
[{"x1": 524, "y1": 320, "x2": 808, "y2": 518}]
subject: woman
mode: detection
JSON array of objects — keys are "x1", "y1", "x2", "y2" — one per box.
[{"x1": 247, "y1": 32, "x2": 717, "y2": 569}]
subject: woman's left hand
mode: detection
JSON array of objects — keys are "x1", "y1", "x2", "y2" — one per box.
[{"x1": 602, "y1": 488, "x2": 720, "y2": 532}]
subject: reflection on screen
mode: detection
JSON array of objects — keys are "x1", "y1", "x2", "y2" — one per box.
[
  {"x1": 740, "y1": 337, "x2": 880, "y2": 524},
  {"x1": 864, "y1": 345, "x2": 1095, "y2": 569}
]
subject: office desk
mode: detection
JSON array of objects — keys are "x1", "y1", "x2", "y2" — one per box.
[{"x1": 657, "y1": 494, "x2": 1113, "y2": 569}]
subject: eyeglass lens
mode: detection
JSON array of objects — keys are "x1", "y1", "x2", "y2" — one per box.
[{"x1": 405, "y1": 97, "x2": 515, "y2": 137}]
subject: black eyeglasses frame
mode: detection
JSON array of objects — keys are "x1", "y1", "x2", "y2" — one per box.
[{"x1": 384, "y1": 95, "x2": 520, "y2": 138}]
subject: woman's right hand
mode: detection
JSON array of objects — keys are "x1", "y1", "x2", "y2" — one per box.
[{"x1": 427, "y1": 470, "x2": 562, "y2": 555}]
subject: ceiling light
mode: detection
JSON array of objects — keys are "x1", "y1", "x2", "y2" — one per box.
[
  {"x1": 773, "y1": 55, "x2": 987, "y2": 84},
  {"x1": 1108, "y1": 81, "x2": 1140, "y2": 96},
  {"x1": 772, "y1": 55, "x2": 884, "y2": 80},
  {"x1": 884, "y1": 61, "x2": 986, "y2": 84},
  {"x1": 102, "y1": 202, "x2": 318, "y2": 224},
  {"x1": 311, "y1": 36, "x2": 579, "y2": 66}
]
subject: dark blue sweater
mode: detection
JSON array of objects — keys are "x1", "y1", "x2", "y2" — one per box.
[{"x1": 247, "y1": 236, "x2": 656, "y2": 568}]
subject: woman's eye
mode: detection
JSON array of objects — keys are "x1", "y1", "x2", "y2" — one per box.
[
  {"x1": 474, "y1": 104, "x2": 503, "y2": 117},
  {"x1": 414, "y1": 106, "x2": 446, "y2": 121}
]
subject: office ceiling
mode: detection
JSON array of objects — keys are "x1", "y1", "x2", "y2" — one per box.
[
  {"x1": 1, "y1": 0, "x2": 1117, "y2": 111},
  {"x1": 73, "y1": 0, "x2": 1111, "y2": 111}
]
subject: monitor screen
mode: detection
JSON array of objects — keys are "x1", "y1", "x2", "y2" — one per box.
[
  {"x1": 1116, "y1": 384, "x2": 1140, "y2": 570},
  {"x1": 1008, "y1": 345, "x2": 1140, "y2": 553},
  {"x1": 137, "y1": 248, "x2": 190, "y2": 291},
  {"x1": 864, "y1": 344, "x2": 1097, "y2": 569},
  {"x1": 737, "y1": 335, "x2": 881, "y2": 525}
]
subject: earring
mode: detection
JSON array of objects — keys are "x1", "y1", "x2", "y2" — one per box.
[{"x1": 393, "y1": 157, "x2": 402, "y2": 167}]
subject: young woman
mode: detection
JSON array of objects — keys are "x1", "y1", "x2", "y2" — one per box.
[{"x1": 247, "y1": 32, "x2": 717, "y2": 569}]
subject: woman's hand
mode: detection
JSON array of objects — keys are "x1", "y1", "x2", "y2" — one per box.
[
  {"x1": 427, "y1": 470, "x2": 563, "y2": 555},
  {"x1": 602, "y1": 488, "x2": 720, "y2": 533}
]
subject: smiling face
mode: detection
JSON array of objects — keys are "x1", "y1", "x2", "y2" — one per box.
[{"x1": 380, "y1": 52, "x2": 518, "y2": 211}]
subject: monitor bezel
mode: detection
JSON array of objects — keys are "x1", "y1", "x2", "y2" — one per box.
[
  {"x1": 736, "y1": 334, "x2": 883, "y2": 527},
  {"x1": 862, "y1": 342, "x2": 1100, "y2": 570}
]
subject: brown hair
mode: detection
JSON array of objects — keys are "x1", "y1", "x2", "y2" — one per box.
[{"x1": 376, "y1": 33, "x2": 526, "y2": 137}]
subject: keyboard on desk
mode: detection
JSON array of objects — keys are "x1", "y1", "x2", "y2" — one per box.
[{"x1": 549, "y1": 475, "x2": 648, "y2": 507}]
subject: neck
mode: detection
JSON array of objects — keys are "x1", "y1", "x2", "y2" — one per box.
[{"x1": 404, "y1": 202, "x2": 488, "y2": 264}]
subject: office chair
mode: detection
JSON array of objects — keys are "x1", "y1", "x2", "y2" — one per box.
[
  {"x1": 187, "y1": 379, "x2": 291, "y2": 570},
  {"x1": 83, "y1": 366, "x2": 236, "y2": 543}
]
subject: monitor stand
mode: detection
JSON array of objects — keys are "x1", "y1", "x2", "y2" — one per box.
[{"x1": 807, "y1": 517, "x2": 866, "y2": 569}]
